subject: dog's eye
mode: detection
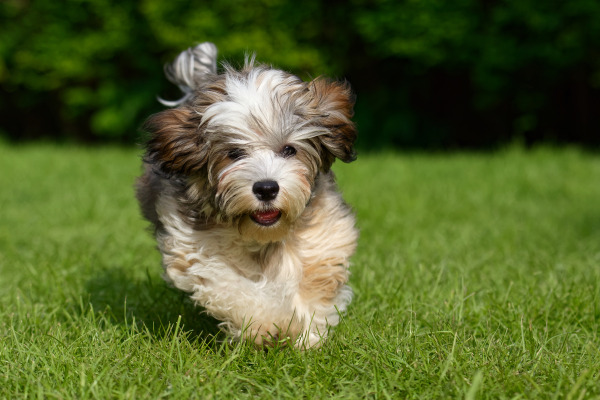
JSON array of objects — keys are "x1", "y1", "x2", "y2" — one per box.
[
  {"x1": 281, "y1": 145, "x2": 297, "y2": 158},
  {"x1": 227, "y1": 148, "x2": 246, "y2": 160}
]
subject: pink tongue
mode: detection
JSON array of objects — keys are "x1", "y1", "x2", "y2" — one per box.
[{"x1": 253, "y1": 210, "x2": 281, "y2": 224}]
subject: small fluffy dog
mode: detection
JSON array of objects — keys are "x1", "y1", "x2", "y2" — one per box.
[{"x1": 136, "y1": 42, "x2": 358, "y2": 348}]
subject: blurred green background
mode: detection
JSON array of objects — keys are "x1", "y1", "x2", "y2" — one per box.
[{"x1": 1, "y1": 0, "x2": 599, "y2": 149}]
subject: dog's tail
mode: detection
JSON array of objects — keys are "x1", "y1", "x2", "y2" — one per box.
[{"x1": 159, "y1": 42, "x2": 218, "y2": 107}]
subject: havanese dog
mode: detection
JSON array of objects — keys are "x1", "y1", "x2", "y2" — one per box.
[{"x1": 136, "y1": 42, "x2": 358, "y2": 349}]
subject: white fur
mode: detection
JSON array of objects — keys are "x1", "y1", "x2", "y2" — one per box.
[
  {"x1": 138, "y1": 42, "x2": 358, "y2": 349},
  {"x1": 159, "y1": 42, "x2": 218, "y2": 107},
  {"x1": 154, "y1": 173, "x2": 357, "y2": 348}
]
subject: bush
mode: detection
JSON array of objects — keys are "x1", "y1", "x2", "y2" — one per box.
[
  {"x1": 1, "y1": 0, "x2": 599, "y2": 148},
  {"x1": 350, "y1": 0, "x2": 600, "y2": 148}
]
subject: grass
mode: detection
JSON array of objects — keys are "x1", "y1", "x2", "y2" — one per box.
[{"x1": 1, "y1": 142, "x2": 599, "y2": 399}]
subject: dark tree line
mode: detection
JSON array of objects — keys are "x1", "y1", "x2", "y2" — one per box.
[{"x1": 1, "y1": 0, "x2": 599, "y2": 149}]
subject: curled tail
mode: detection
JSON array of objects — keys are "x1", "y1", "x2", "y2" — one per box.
[{"x1": 159, "y1": 42, "x2": 218, "y2": 107}]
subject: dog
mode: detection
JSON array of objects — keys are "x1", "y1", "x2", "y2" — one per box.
[{"x1": 136, "y1": 42, "x2": 358, "y2": 348}]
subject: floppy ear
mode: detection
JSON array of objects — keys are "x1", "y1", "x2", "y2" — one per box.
[
  {"x1": 143, "y1": 107, "x2": 208, "y2": 176},
  {"x1": 307, "y1": 78, "x2": 357, "y2": 166}
]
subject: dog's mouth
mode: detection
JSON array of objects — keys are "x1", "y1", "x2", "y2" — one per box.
[{"x1": 250, "y1": 209, "x2": 282, "y2": 226}]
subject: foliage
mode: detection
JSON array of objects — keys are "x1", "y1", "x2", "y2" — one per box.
[
  {"x1": 1, "y1": 0, "x2": 600, "y2": 147},
  {"x1": 1, "y1": 144, "x2": 600, "y2": 397},
  {"x1": 351, "y1": 0, "x2": 600, "y2": 147}
]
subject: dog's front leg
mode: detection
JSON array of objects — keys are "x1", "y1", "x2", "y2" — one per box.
[{"x1": 163, "y1": 252, "x2": 302, "y2": 347}]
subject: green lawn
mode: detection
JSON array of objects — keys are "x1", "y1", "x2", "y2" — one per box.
[{"x1": 1, "y1": 143, "x2": 599, "y2": 398}]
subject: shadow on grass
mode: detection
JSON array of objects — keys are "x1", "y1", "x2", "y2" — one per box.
[{"x1": 81, "y1": 266, "x2": 222, "y2": 343}]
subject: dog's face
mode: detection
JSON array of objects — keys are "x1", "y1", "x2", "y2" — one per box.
[{"x1": 144, "y1": 64, "x2": 356, "y2": 242}]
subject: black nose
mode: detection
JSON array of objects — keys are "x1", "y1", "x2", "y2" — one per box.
[{"x1": 252, "y1": 180, "x2": 279, "y2": 201}]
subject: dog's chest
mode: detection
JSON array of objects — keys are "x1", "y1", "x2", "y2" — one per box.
[{"x1": 198, "y1": 229, "x2": 300, "y2": 283}]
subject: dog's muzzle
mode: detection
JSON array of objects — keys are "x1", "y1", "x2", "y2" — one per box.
[
  {"x1": 251, "y1": 209, "x2": 282, "y2": 226},
  {"x1": 251, "y1": 180, "x2": 282, "y2": 226},
  {"x1": 252, "y1": 180, "x2": 279, "y2": 201}
]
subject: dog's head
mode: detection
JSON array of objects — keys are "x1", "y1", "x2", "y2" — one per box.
[{"x1": 144, "y1": 43, "x2": 357, "y2": 242}]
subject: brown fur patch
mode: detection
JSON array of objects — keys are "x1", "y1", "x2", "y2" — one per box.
[
  {"x1": 299, "y1": 261, "x2": 349, "y2": 304},
  {"x1": 164, "y1": 252, "x2": 207, "y2": 286},
  {"x1": 170, "y1": 255, "x2": 192, "y2": 273},
  {"x1": 306, "y1": 78, "x2": 357, "y2": 166},
  {"x1": 144, "y1": 75, "x2": 229, "y2": 177},
  {"x1": 144, "y1": 107, "x2": 206, "y2": 175}
]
